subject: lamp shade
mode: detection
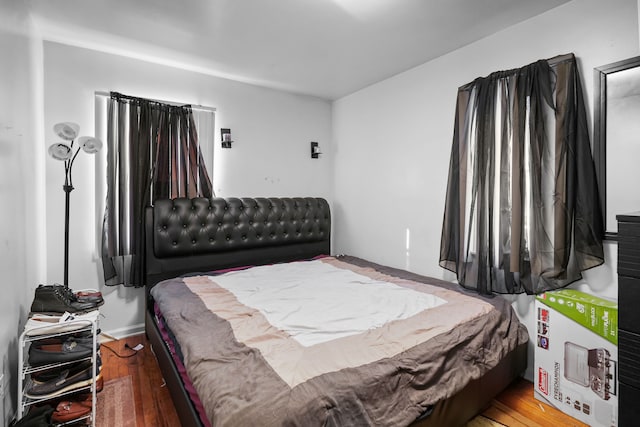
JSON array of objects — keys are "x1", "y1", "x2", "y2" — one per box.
[
  {"x1": 53, "y1": 122, "x2": 80, "y2": 141},
  {"x1": 77, "y1": 136, "x2": 103, "y2": 154},
  {"x1": 48, "y1": 142, "x2": 73, "y2": 161}
]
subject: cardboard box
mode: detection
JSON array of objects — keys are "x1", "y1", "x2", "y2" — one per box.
[{"x1": 534, "y1": 289, "x2": 618, "y2": 426}]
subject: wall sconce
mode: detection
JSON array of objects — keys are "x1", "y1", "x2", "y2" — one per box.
[
  {"x1": 311, "y1": 141, "x2": 321, "y2": 158},
  {"x1": 221, "y1": 128, "x2": 233, "y2": 148}
]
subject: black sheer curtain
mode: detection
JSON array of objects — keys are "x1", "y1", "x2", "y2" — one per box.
[
  {"x1": 439, "y1": 53, "x2": 604, "y2": 295},
  {"x1": 101, "y1": 92, "x2": 213, "y2": 287}
]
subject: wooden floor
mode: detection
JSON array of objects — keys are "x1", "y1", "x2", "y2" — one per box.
[
  {"x1": 100, "y1": 334, "x2": 181, "y2": 426},
  {"x1": 101, "y1": 334, "x2": 587, "y2": 427},
  {"x1": 482, "y1": 378, "x2": 587, "y2": 427}
]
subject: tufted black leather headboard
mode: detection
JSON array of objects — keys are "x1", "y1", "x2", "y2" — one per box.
[{"x1": 145, "y1": 197, "x2": 331, "y2": 286}]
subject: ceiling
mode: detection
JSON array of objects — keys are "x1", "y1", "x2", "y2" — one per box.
[{"x1": 29, "y1": 0, "x2": 570, "y2": 100}]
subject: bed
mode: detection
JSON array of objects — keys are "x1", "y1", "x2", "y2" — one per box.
[{"x1": 144, "y1": 197, "x2": 528, "y2": 427}]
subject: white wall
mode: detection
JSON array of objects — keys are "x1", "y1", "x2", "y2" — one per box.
[
  {"x1": 332, "y1": 0, "x2": 639, "y2": 380},
  {"x1": 0, "y1": 1, "x2": 46, "y2": 423},
  {"x1": 42, "y1": 42, "x2": 333, "y2": 336}
]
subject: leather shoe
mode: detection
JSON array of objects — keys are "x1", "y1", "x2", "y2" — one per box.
[
  {"x1": 96, "y1": 374, "x2": 104, "y2": 392},
  {"x1": 25, "y1": 366, "x2": 100, "y2": 399},
  {"x1": 30, "y1": 358, "x2": 101, "y2": 383},
  {"x1": 28, "y1": 337, "x2": 94, "y2": 366},
  {"x1": 34, "y1": 332, "x2": 96, "y2": 347},
  {"x1": 52, "y1": 394, "x2": 92, "y2": 423},
  {"x1": 75, "y1": 289, "x2": 104, "y2": 306}
]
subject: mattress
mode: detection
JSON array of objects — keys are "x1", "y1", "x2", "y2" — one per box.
[{"x1": 150, "y1": 255, "x2": 528, "y2": 426}]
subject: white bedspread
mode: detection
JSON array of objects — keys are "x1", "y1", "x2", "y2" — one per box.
[{"x1": 210, "y1": 259, "x2": 447, "y2": 347}]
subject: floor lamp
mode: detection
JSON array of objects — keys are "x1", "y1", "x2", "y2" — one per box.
[{"x1": 48, "y1": 122, "x2": 102, "y2": 289}]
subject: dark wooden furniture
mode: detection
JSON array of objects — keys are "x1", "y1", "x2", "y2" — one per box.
[{"x1": 617, "y1": 212, "x2": 640, "y2": 425}]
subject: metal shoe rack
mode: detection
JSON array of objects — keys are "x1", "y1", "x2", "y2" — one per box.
[{"x1": 17, "y1": 315, "x2": 99, "y2": 426}]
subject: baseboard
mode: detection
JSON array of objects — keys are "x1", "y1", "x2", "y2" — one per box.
[{"x1": 100, "y1": 323, "x2": 145, "y2": 341}]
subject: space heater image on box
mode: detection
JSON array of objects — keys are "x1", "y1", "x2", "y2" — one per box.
[{"x1": 564, "y1": 342, "x2": 616, "y2": 400}]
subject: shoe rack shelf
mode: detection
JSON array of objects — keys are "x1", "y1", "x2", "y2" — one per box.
[{"x1": 17, "y1": 315, "x2": 99, "y2": 426}]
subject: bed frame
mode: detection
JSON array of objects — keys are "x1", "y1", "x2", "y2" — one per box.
[{"x1": 144, "y1": 197, "x2": 527, "y2": 427}]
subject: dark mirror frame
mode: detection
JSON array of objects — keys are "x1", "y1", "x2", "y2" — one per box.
[{"x1": 594, "y1": 56, "x2": 640, "y2": 240}]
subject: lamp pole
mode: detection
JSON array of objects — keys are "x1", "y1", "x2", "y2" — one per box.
[{"x1": 63, "y1": 183, "x2": 73, "y2": 289}]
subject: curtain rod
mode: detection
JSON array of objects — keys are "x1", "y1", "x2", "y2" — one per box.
[
  {"x1": 95, "y1": 91, "x2": 216, "y2": 113},
  {"x1": 546, "y1": 52, "x2": 575, "y2": 67},
  {"x1": 458, "y1": 52, "x2": 577, "y2": 92}
]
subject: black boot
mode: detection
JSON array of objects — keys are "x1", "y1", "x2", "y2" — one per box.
[{"x1": 30, "y1": 285, "x2": 97, "y2": 314}]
